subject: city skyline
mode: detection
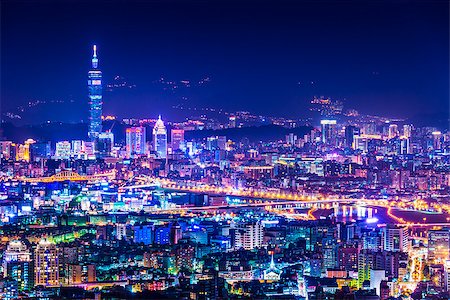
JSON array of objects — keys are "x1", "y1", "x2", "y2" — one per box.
[{"x1": 2, "y1": 1, "x2": 450, "y2": 299}]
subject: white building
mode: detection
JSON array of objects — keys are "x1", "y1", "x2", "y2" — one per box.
[
  {"x1": 233, "y1": 222, "x2": 264, "y2": 250},
  {"x1": 383, "y1": 226, "x2": 408, "y2": 252},
  {"x1": 153, "y1": 116, "x2": 167, "y2": 159},
  {"x1": 55, "y1": 141, "x2": 71, "y2": 159},
  {"x1": 34, "y1": 239, "x2": 59, "y2": 286}
]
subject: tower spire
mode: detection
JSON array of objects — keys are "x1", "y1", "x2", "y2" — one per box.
[{"x1": 92, "y1": 45, "x2": 98, "y2": 68}]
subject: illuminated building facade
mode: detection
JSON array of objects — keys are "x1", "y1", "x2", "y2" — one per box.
[
  {"x1": 34, "y1": 239, "x2": 59, "y2": 286},
  {"x1": 2, "y1": 240, "x2": 33, "y2": 291},
  {"x1": 0, "y1": 141, "x2": 13, "y2": 159},
  {"x1": 15, "y1": 139, "x2": 35, "y2": 162},
  {"x1": 55, "y1": 141, "x2": 71, "y2": 159},
  {"x1": 428, "y1": 229, "x2": 450, "y2": 264},
  {"x1": 97, "y1": 131, "x2": 114, "y2": 158},
  {"x1": 232, "y1": 222, "x2": 263, "y2": 250},
  {"x1": 383, "y1": 225, "x2": 408, "y2": 252},
  {"x1": 126, "y1": 127, "x2": 146, "y2": 157},
  {"x1": 321, "y1": 119, "x2": 337, "y2": 146},
  {"x1": 88, "y1": 45, "x2": 103, "y2": 141},
  {"x1": 153, "y1": 116, "x2": 167, "y2": 159},
  {"x1": 170, "y1": 129, "x2": 185, "y2": 151},
  {"x1": 388, "y1": 124, "x2": 399, "y2": 139}
]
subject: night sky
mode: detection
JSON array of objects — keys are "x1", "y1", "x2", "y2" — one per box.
[{"x1": 1, "y1": 0, "x2": 449, "y2": 123}]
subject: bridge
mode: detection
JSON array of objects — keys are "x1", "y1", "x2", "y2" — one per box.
[
  {"x1": 20, "y1": 170, "x2": 116, "y2": 183},
  {"x1": 48, "y1": 279, "x2": 129, "y2": 290},
  {"x1": 121, "y1": 176, "x2": 387, "y2": 207}
]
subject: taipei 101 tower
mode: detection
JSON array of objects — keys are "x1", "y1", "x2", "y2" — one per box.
[{"x1": 87, "y1": 45, "x2": 103, "y2": 141}]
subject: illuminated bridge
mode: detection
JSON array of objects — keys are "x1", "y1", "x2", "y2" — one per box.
[
  {"x1": 20, "y1": 170, "x2": 116, "y2": 183},
  {"x1": 121, "y1": 176, "x2": 386, "y2": 206}
]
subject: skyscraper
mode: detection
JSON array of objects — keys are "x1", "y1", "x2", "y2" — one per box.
[
  {"x1": 55, "y1": 141, "x2": 71, "y2": 159},
  {"x1": 2, "y1": 240, "x2": 33, "y2": 291},
  {"x1": 232, "y1": 221, "x2": 264, "y2": 250},
  {"x1": 321, "y1": 119, "x2": 337, "y2": 146},
  {"x1": 344, "y1": 126, "x2": 359, "y2": 149},
  {"x1": 126, "y1": 127, "x2": 146, "y2": 157},
  {"x1": 34, "y1": 239, "x2": 59, "y2": 286},
  {"x1": 428, "y1": 229, "x2": 450, "y2": 264},
  {"x1": 388, "y1": 124, "x2": 399, "y2": 139},
  {"x1": 97, "y1": 131, "x2": 114, "y2": 158},
  {"x1": 88, "y1": 45, "x2": 103, "y2": 141},
  {"x1": 171, "y1": 129, "x2": 185, "y2": 151},
  {"x1": 153, "y1": 116, "x2": 167, "y2": 159},
  {"x1": 383, "y1": 225, "x2": 408, "y2": 252}
]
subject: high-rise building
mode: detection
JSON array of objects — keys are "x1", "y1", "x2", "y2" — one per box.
[
  {"x1": 2, "y1": 240, "x2": 33, "y2": 291},
  {"x1": 34, "y1": 239, "x2": 59, "y2": 286},
  {"x1": 133, "y1": 224, "x2": 154, "y2": 245},
  {"x1": 67, "y1": 264, "x2": 96, "y2": 284},
  {"x1": 170, "y1": 129, "x2": 185, "y2": 151},
  {"x1": 428, "y1": 229, "x2": 450, "y2": 264},
  {"x1": 15, "y1": 139, "x2": 35, "y2": 162},
  {"x1": 116, "y1": 224, "x2": 129, "y2": 241},
  {"x1": 55, "y1": 141, "x2": 71, "y2": 159},
  {"x1": 344, "y1": 126, "x2": 359, "y2": 149},
  {"x1": 432, "y1": 131, "x2": 443, "y2": 150},
  {"x1": 321, "y1": 119, "x2": 337, "y2": 146},
  {"x1": 403, "y1": 124, "x2": 413, "y2": 138},
  {"x1": 88, "y1": 45, "x2": 103, "y2": 141},
  {"x1": 30, "y1": 142, "x2": 51, "y2": 161},
  {"x1": 0, "y1": 141, "x2": 13, "y2": 160},
  {"x1": 232, "y1": 222, "x2": 264, "y2": 250},
  {"x1": 383, "y1": 225, "x2": 408, "y2": 252},
  {"x1": 97, "y1": 132, "x2": 114, "y2": 158},
  {"x1": 388, "y1": 124, "x2": 399, "y2": 139},
  {"x1": 153, "y1": 116, "x2": 167, "y2": 159},
  {"x1": 170, "y1": 222, "x2": 182, "y2": 245},
  {"x1": 206, "y1": 136, "x2": 226, "y2": 151},
  {"x1": 126, "y1": 127, "x2": 146, "y2": 157},
  {"x1": 154, "y1": 225, "x2": 171, "y2": 245}
]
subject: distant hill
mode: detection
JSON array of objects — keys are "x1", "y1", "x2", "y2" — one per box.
[
  {"x1": 184, "y1": 125, "x2": 312, "y2": 143},
  {"x1": 407, "y1": 112, "x2": 449, "y2": 130}
]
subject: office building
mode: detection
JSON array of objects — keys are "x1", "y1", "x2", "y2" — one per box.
[
  {"x1": 0, "y1": 141, "x2": 13, "y2": 160},
  {"x1": 153, "y1": 116, "x2": 167, "y2": 159},
  {"x1": 428, "y1": 229, "x2": 450, "y2": 264},
  {"x1": 133, "y1": 224, "x2": 153, "y2": 245},
  {"x1": 383, "y1": 226, "x2": 408, "y2": 252},
  {"x1": 321, "y1": 119, "x2": 337, "y2": 146},
  {"x1": 432, "y1": 131, "x2": 442, "y2": 150},
  {"x1": 2, "y1": 240, "x2": 33, "y2": 291},
  {"x1": 388, "y1": 124, "x2": 399, "y2": 139},
  {"x1": 206, "y1": 136, "x2": 226, "y2": 151},
  {"x1": 30, "y1": 142, "x2": 51, "y2": 161},
  {"x1": 88, "y1": 45, "x2": 103, "y2": 141},
  {"x1": 171, "y1": 129, "x2": 185, "y2": 151},
  {"x1": 97, "y1": 131, "x2": 114, "y2": 158},
  {"x1": 344, "y1": 126, "x2": 359, "y2": 149},
  {"x1": 67, "y1": 264, "x2": 96, "y2": 284},
  {"x1": 34, "y1": 239, "x2": 59, "y2": 286},
  {"x1": 126, "y1": 127, "x2": 146, "y2": 157},
  {"x1": 55, "y1": 141, "x2": 71, "y2": 159},
  {"x1": 403, "y1": 124, "x2": 413, "y2": 138},
  {"x1": 232, "y1": 222, "x2": 264, "y2": 250}
]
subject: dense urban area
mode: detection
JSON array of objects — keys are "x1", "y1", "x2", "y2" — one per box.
[{"x1": 1, "y1": 42, "x2": 450, "y2": 300}]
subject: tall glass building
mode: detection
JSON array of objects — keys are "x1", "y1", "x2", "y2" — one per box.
[
  {"x1": 153, "y1": 116, "x2": 167, "y2": 159},
  {"x1": 88, "y1": 45, "x2": 102, "y2": 141},
  {"x1": 126, "y1": 127, "x2": 146, "y2": 158}
]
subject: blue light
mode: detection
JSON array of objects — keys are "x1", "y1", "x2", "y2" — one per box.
[{"x1": 366, "y1": 217, "x2": 379, "y2": 224}]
